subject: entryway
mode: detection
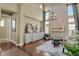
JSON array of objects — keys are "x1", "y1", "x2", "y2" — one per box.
[
  {"x1": 0, "y1": 9, "x2": 16, "y2": 51},
  {"x1": 0, "y1": 14, "x2": 11, "y2": 43}
]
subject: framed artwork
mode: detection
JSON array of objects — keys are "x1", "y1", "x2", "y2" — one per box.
[
  {"x1": 37, "y1": 25, "x2": 40, "y2": 32},
  {"x1": 33, "y1": 24, "x2": 40, "y2": 32},
  {"x1": 25, "y1": 23, "x2": 33, "y2": 33},
  {"x1": 52, "y1": 26, "x2": 64, "y2": 32},
  {"x1": 33, "y1": 25, "x2": 37, "y2": 32}
]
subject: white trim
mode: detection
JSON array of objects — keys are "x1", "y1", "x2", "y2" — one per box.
[
  {"x1": 10, "y1": 40, "x2": 24, "y2": 46},
  {"x1": 0, "y1": 40, "x2": 9, "y2": 43},
  {"x1": 10, "y1": 40, "x2": 17, "y2": 45},
  {"x1": 0, "y1": 39, "x2": 24, "y2": 46},
  {"x1": 0, "y1": 39, "x2": 10, "y2": 43},
  {"x1": 16, "y1": 42, "x2": 24, "y2": 46}
]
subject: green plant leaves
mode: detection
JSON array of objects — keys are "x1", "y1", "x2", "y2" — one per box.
[{"x1": 64, "y1": 42, "x2": 79, "y2": 56}]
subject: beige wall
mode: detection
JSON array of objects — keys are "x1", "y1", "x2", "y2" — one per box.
[
  {"x1": 0, "y1": 4, "x2": 18, "y2": 44},
  {"x1": 0, "y1": 3, "x2": 43, "y2": 45},
  {"x1": 0, "y1": 8, "x2": 1, "y2": 40},
  {"x1": 24, "y1": 16, "x2": 41, "y2": 29},
  {"x1": 0, "y1": 15, "x2": 10, "y2": 39},
  {"x1": 0, "y1": 3, "x2": 18, "y2": 12},
  {"x1": 0, "y1": 14, "x2": 11, "y2": 43},
  {"x1": 21, "y1": 3, "x2": 43, "y2": 21},
  {"x1": 19, "y1": 4, "x2": 43, "y2": 45},
  {"x1": 48, "y1": 4, "x2": 68, "y2": 39},
  {"x1": 0, "y1": 8, "x2": 1, "y2": 19}
]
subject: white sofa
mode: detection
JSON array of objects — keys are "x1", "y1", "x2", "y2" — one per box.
[{"x1": 25, "y1": 32, "x2": 44, "y2": 44}]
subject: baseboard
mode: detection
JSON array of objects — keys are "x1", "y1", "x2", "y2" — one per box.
[
  {"x1": 0, "y1": 39, "x2": 10, "y2": 43},
  {"x1": 16, "y1": 42, "x2": 24, "y2": 46},
  {"x1": 10, "y1": 40, "x2": 16, "y2": 44},
  {"x1": 10, "y1": 40, "x2": 24, "y2": 46},
  {"x1": 0, "y1": 39, "x2": 24, "y2": 46}
]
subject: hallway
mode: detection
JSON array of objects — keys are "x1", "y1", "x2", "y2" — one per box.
[{"x1": 0, "y1": 3, "x2": 79, "y2": 56}]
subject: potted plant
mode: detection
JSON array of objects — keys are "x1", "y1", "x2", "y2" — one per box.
[{"x1": 64, "y1": 31, "x2": 79, "y2": 56}]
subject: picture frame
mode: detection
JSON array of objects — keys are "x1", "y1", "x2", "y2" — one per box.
[
  {"x1": 25, "y1": 23, "x2": 33, "y2": 33},
  {"x1": 52, "y1": 26, "x2": 64, "y2": 32}
]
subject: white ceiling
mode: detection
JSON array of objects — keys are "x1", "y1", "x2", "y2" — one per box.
[{"x1": 44, "y1": 3, "x2": 67, "y2": 11}]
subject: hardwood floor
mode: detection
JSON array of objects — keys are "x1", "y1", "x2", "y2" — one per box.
[
  {"x1": 0, "y1": 42, "x2": 28, "y2": 56},
  {"x1": 0, "y1": 39, "x2": 51, "y2": 56},
  {"x1": 18, "y1": 40, "x2": 51, "y2": 56}
]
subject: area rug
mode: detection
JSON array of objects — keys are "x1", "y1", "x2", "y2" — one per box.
[{"x1": 36, "y1": 40, "x2": 64, "y2": 56}]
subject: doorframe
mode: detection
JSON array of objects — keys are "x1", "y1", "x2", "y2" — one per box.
[{"x1": 0, "y1": 8, "x2": 17, "y2": 43}]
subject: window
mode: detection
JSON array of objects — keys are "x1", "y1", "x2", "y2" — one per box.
[
  {"x1": 0, "y1": 19, "x2": 4, "y2": 27},
  {"x1": 12, "y1": 19, "x2": 16, "y2": 31},
  {"x1": 68, "y1": 5, "x2": 76, "y2": 36},
  {"x1": 68, "y1": 5, "x2": 74, "y2": 16},
  {"x1": 45, "y1": 12, "x2": 49, "y2": 34},
  {"x1": 68, "y1": 18, "x2": 75, "y2": 22}
]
